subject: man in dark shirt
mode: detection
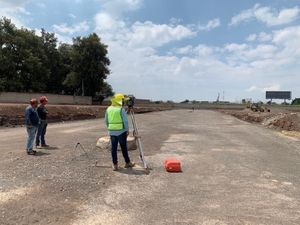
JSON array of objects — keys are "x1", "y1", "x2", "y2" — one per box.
[
  {"x1": 36, "y1": 96, "x2": 49, "y2": 148},
  {"x1": 25, "y1": 99, "x2": 39, "y2": 155}
]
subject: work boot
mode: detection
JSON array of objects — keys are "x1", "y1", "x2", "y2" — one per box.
[
  {"x1": 41, "y1": 144, "x2": 49, "y2": 148},
  {"x1": 27, "y1": 150, "x2": 37, "y2": 155},
  {"x1": 112, "y1": 164, "x2": 119, "y2": 171},
  {"x1": 124, "y1": 162, "x2": 135, "y2": 168}
]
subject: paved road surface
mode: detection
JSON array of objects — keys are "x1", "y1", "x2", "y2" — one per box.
[{"x1": 0, "y1": 110, "x2": 300, "y2": 225}]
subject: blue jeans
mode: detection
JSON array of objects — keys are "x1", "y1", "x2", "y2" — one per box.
[
  {"x1": 110, "y1": 131, "x2": 130, "y2": 165},
  {"x1": 26, "y1": 126, "x2": 37, "y2": 152},
  {"x1": 36, "y1": 120, "x2": 48, "y2": 146}
]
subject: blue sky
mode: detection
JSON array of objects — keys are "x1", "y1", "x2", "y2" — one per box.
[{"x1": 1, "y1": 0, "x2": 300, "y2": 102}]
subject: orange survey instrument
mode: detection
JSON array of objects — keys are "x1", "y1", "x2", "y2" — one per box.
[{"x1": 164, "y1": 158, "x2": 182, "y2": 172}]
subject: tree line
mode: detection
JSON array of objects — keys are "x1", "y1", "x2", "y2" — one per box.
[{"x1": 0, "y1": 17, "x2": 113, "y2": 100}]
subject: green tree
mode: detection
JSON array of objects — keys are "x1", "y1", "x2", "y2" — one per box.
[
  {"x1": 94, "y1": 81, "x2": 114, "y2": 103},
  {"x1": 59, "y1": 43, "x2": 74, "y2": 94},
  {"x1": 40, "y1": 29, "x2": 62, "y2": 93},
  {"x1": 0, "y1": 18, "x2": 113, "y2": 97},
  {"x1": 0, "y1": 18, "x2": 14, "y2": 91},
  {"x1": 0, "y1": 18, "x2": 49, "y2": 92},
  {"x1": 65, "y1": 33, "x2": 110, "y2": 96}
]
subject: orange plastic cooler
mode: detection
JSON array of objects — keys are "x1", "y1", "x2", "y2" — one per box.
[{"x1": 164, "y1": 158, "x2": 182, "y2": 172}]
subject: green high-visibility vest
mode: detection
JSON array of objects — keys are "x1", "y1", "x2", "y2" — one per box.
[{"x1": 107, "y1": 106, "x2": 124, "y2": 131}]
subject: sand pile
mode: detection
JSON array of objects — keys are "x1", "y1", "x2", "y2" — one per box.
[
  {"x1": 263, "y1": 113, "x2": 300, "y2": 131},
  {"x1": 223, "y1": 109, "x2": 300, "y2": 132}
]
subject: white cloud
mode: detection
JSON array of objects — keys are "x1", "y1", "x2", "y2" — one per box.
[
  {"x1": 98, "y1": 0, "x2": 142, "y2": 17},
  {"x1": 33, "y1": 28, "x2": 73, "y2": 44},
  {"x1": 271, "y1": 26, "x2": 300, "y2": 64},
  {"x1": 246, "y1": 85, "x2": 258, "y2": 92},
  {"x1": 128, "y1": 21, "x2": 196, "y2": 47},
  {"x1": 258, "y1": 32, "x2": 272, "y2": 41},
  {"x1": 0, "y1": 0, "x2": 30, "y2": 27},
  {"x1": 55, "y1": 33, "x2": 73, "y2": 44},
  {"x1": 246, "y1": 45, "x2": 277, "y2": 59},
  {"x1": 225, "y1": 44, "x2": 278, "y2": 66},
  {"x1": 94, "y1": 2, "x2": 196, "y2": 48},
  {"x1": 171, "y1": 44, "x2": 217, "y2": 57},
  {"x1": 246, "y1": 34, "x2": 257, "y2": 42},
  {"x1": 93, "y1": 0, "x2": 300, "y2": 101},
  {"x1": 68, "y1": 13, "x2": 76, "y2": 19},
  {"x1": 172, "y1": 45, "x2": 193, "y2": 55},
  {"x1": 224, "y1": 43, "x2": 248, "y2": 52},
  {"x1": 246, "y1": 32, "x2": 272, "y2": 42},
  {"x1": 262, "y1": 84, "x2": 281, "y2": 92},
  {"x1": 247, "y1": 84, "x2": 281, "y2": 92},
  {"x1": 169, "y1": 17, "x2": 183, "y2": 25},
  {"x1": 199, "y1": 18, "x2": 220, "y2": 31},
  {"x1": 230, "y1": 5, "x2": 255, "y2": 26},
  {"x1": 230, "y1": 4, "x2": 300, "y2": 26},
  {"x1": 53, "y1": 21, "x2": 89, "y2": 35},
  {"x1": 94, "y1": 12, "x2": 126, "y2": 32},
  {"x1": 0, "y1": 11, "x2": 24, "y2": 28},
  {"x1": 94, "y1": 0, "x2": 197, "y2": 49},
  {"x1": 255, "y1": 6, "x2": 299, "y2": 26},
  {"x1": 273, "y1": 26, "x2": 300, "y2": 46}
]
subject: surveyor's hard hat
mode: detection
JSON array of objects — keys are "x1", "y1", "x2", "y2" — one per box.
[
  {"x1": 39, "y1": 96, "x2": 48, "y2": 103},
  {"x1": 111, "y1": 93, "x2": 128, "y2": 106}
]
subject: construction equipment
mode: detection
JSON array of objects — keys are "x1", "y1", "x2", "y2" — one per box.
[
  {"x1": 126, "y1": 95, "x2": 150, "y2": 174},
  {"x1": 250, "y1": 102, "x2": 270, "y2": 112}
]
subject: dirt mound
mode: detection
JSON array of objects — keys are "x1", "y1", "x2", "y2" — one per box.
[
  {"x1": 229, "y1": 111, "x2": 269, "y2": 123},
  {"x1": 223, "y1": 109, "x2": 300, "y2": 132},
  {"x1": 263, "y1": 113, "x2": 300, "y2": 131}
]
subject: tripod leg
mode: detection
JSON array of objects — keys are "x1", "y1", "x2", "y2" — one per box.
[{"x1": 130, "y1": 111, "x2": 148, "y2": 169}]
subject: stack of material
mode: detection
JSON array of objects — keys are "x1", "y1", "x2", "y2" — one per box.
[{"x1": 96, "y1": 136, "x2": 137, "y2": 151}]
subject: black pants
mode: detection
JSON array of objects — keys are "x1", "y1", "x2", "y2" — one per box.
[
  {"x1": 110, "y1": 132, "x2": 130, "y2": 165},
  {"x1": 36, "y1": 120, "x2": 47, "y2": 146}
]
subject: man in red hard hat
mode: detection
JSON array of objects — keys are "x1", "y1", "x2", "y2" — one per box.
[{"x1": 36, "y1": 96, "x2": 49, "y2": 148}]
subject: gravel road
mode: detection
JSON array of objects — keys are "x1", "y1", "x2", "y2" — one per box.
[{"x1": 0, "y1": 110, "x2": 300, "y2": 225}]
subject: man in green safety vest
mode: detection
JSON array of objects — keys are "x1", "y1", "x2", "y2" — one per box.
[{"x1": 105, "y1": 93, "x2": 135, "y2": 171}]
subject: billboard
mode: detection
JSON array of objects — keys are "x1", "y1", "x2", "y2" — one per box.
[{"x1": 266, "y1": 91, "x2": 291, "y2": 100}]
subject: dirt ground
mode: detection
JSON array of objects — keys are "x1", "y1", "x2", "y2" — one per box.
[
  {"x1": 222, "y1": 106, "x2": 300, "y2": 135},
  {"x1": 1, "y1": 110, "x2": 300, "y2": 225},
  {"x1": 0, "y1": 103, "x2": 171, "y2": 127}
]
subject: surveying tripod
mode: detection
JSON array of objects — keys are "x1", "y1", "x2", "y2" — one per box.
[{"x1": 128, "y1": 107, "x2": 150, "y2": 173}]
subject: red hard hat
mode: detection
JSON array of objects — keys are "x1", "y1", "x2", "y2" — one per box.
[{"x1": 39, "y1": 96, "x2": 48, "y2": 103}]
